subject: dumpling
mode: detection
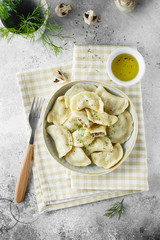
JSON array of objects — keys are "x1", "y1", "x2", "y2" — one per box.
[
  {"x1": 91, "y1": 143, "x2": 123, "y2": 169},
  {"x1": 70, "y1": 91, "x2": 104, "y2": 112},
  {"x1": 63, "y1": 110, "x2": 92, "y2": 132},
  {"x1": 96, "y1": 86, "x2": 129, "y2": 115},
  {"x1": 47, "y1": 125, "x2": 73, "y2": 158},
  {"x1": 85, "y1": 109, "x2": 118, "y2": 126},
  {"x1": 73, "y1": 110, "x2": 93, "y2": 128},
  {"x1": 64, "y1": 83, "x2": 97, "y2": 107},
  {"x1": 107, "y1": 110, "x2": 133, "y2": 144},
  {"x1": 47, "y1": 96, "x2": 70, "y2": 125},
  {"x1": 84, "y1": 136, "x2": 113, "y2": 156},
  {"x1": 65, "y1": 147, "x2": 91, "y2": 167},
  {"x1": 72, "y1": 128, "x2": 95, "y2": 147},
  {"x1": 88, "y1": 124, "x2": 106, "y2": 137},
  {"x1": 63, "y1": 114, "x2": 83, "y2": 132}
]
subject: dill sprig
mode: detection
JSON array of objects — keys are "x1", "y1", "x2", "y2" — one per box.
[
  {"x1": 17, "y1": 0, "x2": 47, "y2": 34},
  {"x1": 0, "y1": 0, "x2": 21, "y2": 20},
  {"x1": 40, "y1": 22, "x2": 63, "y2": 55},
  {"x1": 104, "y1": 199, "x2": 125, "y2": 220},
  {"x1": 0, "y1": 0, "x2": 65, "y2": 55}
]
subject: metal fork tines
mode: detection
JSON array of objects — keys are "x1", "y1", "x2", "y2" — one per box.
[
  {"x1": 29, "y1": 97, "x2": 45, "y2": 144},
  {"x1": 14, "y1": 96, "x2": 45, "y2": 203}
]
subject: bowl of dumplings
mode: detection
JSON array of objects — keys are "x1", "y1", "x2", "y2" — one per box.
[{"x1": 43, "y1": 81, "x2": 138, "y2": 175}]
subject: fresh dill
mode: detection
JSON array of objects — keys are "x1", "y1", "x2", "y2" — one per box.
[
  {"x1": 105, "y1": 138, "x2": 109, "y2": 145},
  {"x1": 105, "y1": 132, "x2": 111, "y2": 139},
  {"x1": 0, "y1": 0, "x2": 64, "y2": 55},
  {"x1": 109, "y1": 121, "x2": 112, "y2": 126},
  {"x1": 0, "y1": 0, "x2": 21, "y2": 20},
  {"x1": 75, "y1": 123, "x2": 83, "y2": 130},
  {"x1": 66, "y1": 143, "x2": 73, "y2": 147},
  {"x1": 91, "y1": 110, "x2": 101, "y2": 120},
  {"x1": 104, "y1": 199, "x2": 125, "y2": 220}
]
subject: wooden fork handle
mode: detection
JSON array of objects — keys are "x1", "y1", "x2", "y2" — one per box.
[{"x1": 14, "y1": 144, "x2": 34, "y2": 203}]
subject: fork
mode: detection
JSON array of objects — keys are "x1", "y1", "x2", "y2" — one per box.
[{"x1": 14, "y1": 97, "x2": 45, "y2": 203}]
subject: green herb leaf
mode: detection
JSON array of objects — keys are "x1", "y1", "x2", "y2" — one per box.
[
  {"x1": 104, "y1": 199, "x2": 125, "y2": 220},
  {"x1": 0, "y1": 0, "x2": 22, "y2": 20},
  {"x1": 0, "y1": 0, "x2": 65, "y2": 55}
]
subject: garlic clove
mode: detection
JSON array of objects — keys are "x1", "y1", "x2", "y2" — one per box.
[
  {"x1": 52, "y1": 70, "x2": 69, "y2": 84},
  {"x1": 115, "y1": 0, "x2": 135, "y2": 13},
  {"x1": 83, "y1": 9, "x2": 98, "y2": 25},
  {"x1": 55, "y1": 3, "x2": 72, "y2": 17}
]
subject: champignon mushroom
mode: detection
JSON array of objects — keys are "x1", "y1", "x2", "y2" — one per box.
[
  {"x1": 52, "y1": 70, "x2": 68, "y2": 84},
  {"x1": 83, "y1": 9, "x2": 98, "y2": 25},
  {"x1": 114, "y1": 0, "x2": 135, "y2": 13},
  {"x1": 55, "y1": 3, "x2": 72, "y2": 17}
]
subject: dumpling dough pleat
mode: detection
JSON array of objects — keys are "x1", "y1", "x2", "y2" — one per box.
[
  {"x1": 72, "y1": 128, "x2": 95, "y2": 147},
  {"x1": 88, "y1": 124, "x2": 106, "y2": 137},
  {"x1": 63, "y1": 110, "x2": 92, "y2": 132},
  {"x1": 47, "y1": 125, "x2": 73, "y2": 158},
  {"x1": 70, "y1": 91, "x2": 104, "y2": 112},
  {"x1": 73, "y1": 110, "x2": 93, "y2": 128},
  {"x1": 96, "y1": 86, "x2": 128, "y2": 115},
  {"x1": 84, "y1": 136, "x2": 113, "y2": 156},
  {"x1": 65, "y1": 147, "x2": 91, "y2": 167},
  {"x1": 63, "y1": 114, "x2": 83, "y2": 133},
  {"x1": 107, "y1": 110, "x2": 134, "y2": 144},
  {"x1": 47, "y1": 96, "x2": 70, "y2": 125},
  {"x1": 64, "y1": 83, "x2": 97, "y2": 107},
  {"x1": 86, "y1": 109, "x2": 118, "y2": 126},
  {"x1": 91, "y1": 143, "x2": 123, "y2": 169}
]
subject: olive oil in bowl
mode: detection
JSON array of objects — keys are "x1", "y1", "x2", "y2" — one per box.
[{"x1": 111, "y1": 54, "x2": 139, "y2": 82}]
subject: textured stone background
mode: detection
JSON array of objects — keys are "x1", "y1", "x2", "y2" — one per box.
[{"x1": 0, "y1": 0, "x2": 160, "y2": 239}]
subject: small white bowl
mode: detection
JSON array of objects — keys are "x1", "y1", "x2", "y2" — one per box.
[
  {"x1": 106, "y1": 47, "x2": 146, "y2": 87},
  {"x1": 0, "y1": 0, "x2": 48, "y2": 41}
]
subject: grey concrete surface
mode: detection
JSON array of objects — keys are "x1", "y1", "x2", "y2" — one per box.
[{"x1": 0, "y1": 0, "x2": 160, "y2": 239}]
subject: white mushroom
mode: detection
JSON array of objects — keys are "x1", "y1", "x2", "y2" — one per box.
[
  {"x1": 83, "y1": 9, "x2": 98, "y2": 25},
  {"x1": 52, "y1": 70, "x2": 68, "y2": 84},
  {"x1": 115, "y1": 0, "x2": 135, "y2": 13},
  {"x1": 55, "y1": 3, "x2": 72, "y2": 17}
]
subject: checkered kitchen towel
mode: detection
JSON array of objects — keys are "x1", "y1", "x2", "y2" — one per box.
[{"x1": 17, "y1": 45, "x2": 148, "y2": 213}]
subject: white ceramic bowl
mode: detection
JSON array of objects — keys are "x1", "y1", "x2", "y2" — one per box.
[
  {"x1": 106, "y1": 47, "x2": 146, "y2": 86},
  {"x1": 43, "y1": 81, "x2": 138, "y2": 176}
]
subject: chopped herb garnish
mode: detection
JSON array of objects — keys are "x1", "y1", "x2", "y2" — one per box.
[
  {"x1": 66, "y1": 143, "x2": 73, "y2": 147},
  {"x1": 89, "y1": 120, "x2": 93, "y2": 124},
  {"x1": 106, "y1": 133, "x2": 111, "y2": 138},
  {"x1": 91, "y1": 110, "x2": 101, "y2": 120},
  {"x1": 105, "y1": 139, "x2": 109, "y2": 145},
  {"x1": 75, "y1": 123, "x2": 82, "y2": 130}
]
